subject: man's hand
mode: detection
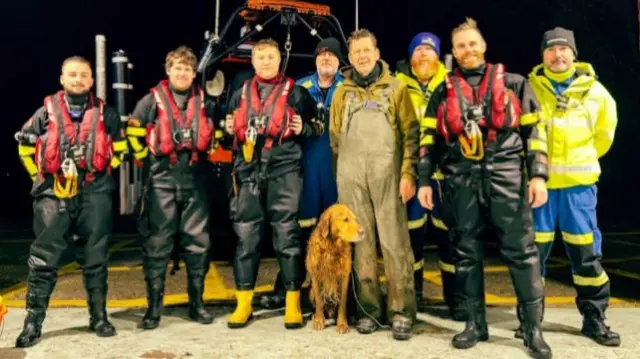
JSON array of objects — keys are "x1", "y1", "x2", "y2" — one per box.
[
  {"x1": 289, "y1": 114, "x2": 303, "y2": 135},
  {"x1": 528, "y1": 177, "x2": 548, "y2": 208},
  {"x1": 225, "y1": 115, "x2": 235, "y2": 135},
  {"x1": 399, "y1": 177, "x2": 416, "y2": 204},
  {"x1": 418, "y1": 186, "x2": 434, "y2": 210}
]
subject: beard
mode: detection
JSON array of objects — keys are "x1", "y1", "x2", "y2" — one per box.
[{"x1": 410, "y1": 57, "x2": 438, "y2": 81}]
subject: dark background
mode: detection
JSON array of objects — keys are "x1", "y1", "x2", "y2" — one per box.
[{"x1": 0, "y1": 0, "x2": 638, "y2": 233}]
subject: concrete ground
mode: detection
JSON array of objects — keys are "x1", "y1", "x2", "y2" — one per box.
[{"x1": 1, "y1": 230, "x2": 640, "y2": 358}]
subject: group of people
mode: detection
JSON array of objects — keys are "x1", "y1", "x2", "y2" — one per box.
[{"x1": 13, "y1": 16, "x2": 619, "y2": 359}]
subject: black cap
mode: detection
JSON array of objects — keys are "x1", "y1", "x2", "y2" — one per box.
[
  {"x1": 314, "y1": 37, "x2": 343, "y2": 61},
  {"x1": 541, "y1": 27, "x2": 578, "y2": 57}
]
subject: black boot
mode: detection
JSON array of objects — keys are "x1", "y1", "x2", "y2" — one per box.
[
  {"x1": 515, "y1": 304, "x2": 524, "y2": 339},
  {"x1": 259, "y1": 272, "x2": 285, "y2": 310},
  {"x1": 392, "y1": 315, "x2": 413, "y2": 341},
  {"x1": 141, "y1": 259, "x2": 167, "y2": 330},
  {"x1": 184, "y1": 254, "x2": 214, "y2": 324},
  {"x1": 521, "y1": 299, "x2": 552, "y2": 359},
  {"x1": 15, "y1": 293, "x2": 48, "y2": 348},
  {"x1": 87, "y1": 289, "x2": 116, "y2": 337},
  {"x1": 452, "y1": 300, "x2": 489, "y2": 349},
  {"x1": 356, "y1": 317, "x2": 379, "y2": 334},
  {"x1": 580, "y1": 304, "x2": 621, "y2": 347}
]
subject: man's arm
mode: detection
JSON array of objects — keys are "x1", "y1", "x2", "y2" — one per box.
[
  {"x1": 126, "y1": 94, "x2": 155, "y2": 163},
  {"x1": 594, "y1": 83, "x2": 617, "y2": 158},
  {"x1": 329, "y1": 86, "x2": 345, "y2": 156},
  {"x1": 417, "y1": 83, "x2": 444, "y2": 187},
  {"x1": 104, "y1": 106, "x2": 128, "y2": 169},
  {"x1": 512, "y1": 74, "x2": 548, "y2": 181},
  {"x1": 395, "y1": 83, "x2": 420, "y2": 181},
  {"x1": 291, "y1": 85, "x2": 323, "y2": 137},
  {"x1": 16, "y1": 107, "x2": 48, "y2": 181}
]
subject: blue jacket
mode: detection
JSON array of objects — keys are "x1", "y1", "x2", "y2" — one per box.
[{"x1": 296, "y1": 72, "x2": 344, "y2": 157}]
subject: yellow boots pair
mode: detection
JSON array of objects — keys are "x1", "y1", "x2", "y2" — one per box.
[{"x1": 227, "y1": 290, "x2": 303, "y2": 329}]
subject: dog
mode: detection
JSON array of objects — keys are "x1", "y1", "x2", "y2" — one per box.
[{"x1": 305, "y1": 203, "x2": 363, "y2": 334}]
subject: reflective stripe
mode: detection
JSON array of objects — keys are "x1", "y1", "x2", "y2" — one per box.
[
  {"x1": 112, "y1": 140, "x2": 128, "y2": 152},
  {"x1": 126, "y1": 126, "x2": 147, "y2": 137},
  {"x1": 420, "y1": 117, "x2": 437, "y2": 129},
  {"x1": 549, "y1": 117, "x2": 593, "y2": 128},
  {"x1": 18, "y1": 145, "x2": 36, "y2": 156},
  {"x1": 215, "y1": 130, "x2": 224, "y2": 139},
  {"x1": 520, "y1": 112, "x2": 538, "y2": 125},
  {"x1": 110, "y1": 156, "x2": 122, "y2": 168},
  {"x1": 133, "y1": 147, "x2": 149, "y2": 160},
  {"x1": 408, "y1": 214, "x2": 427, "y2": 230},
  {"x1": 128, "y1": 137, "x2": 145, "y2": 152},
  {"x1": 534, "y1": 232, "x2": 555, "y2": 243},
  {"x1": 573, "y1": 272, "x2": 609, "y2": 287},
  {"x1": 438, "y1": 260, "x2": 455, "y2": 274},
  {"x1": 549, "y1": 163, "x2": 600, "y2": 174},
  {"x1": 561, "y1": 232, "x2": 594, "y2": 246},
  {"x1": 420, "y1": 134, "x2": 434, "y2": 146},
  {"x1": 20, "y1": 156, "x2": 38, "y2": 176},
  {"x1": 298, "y1": 217, "x2": 317, "y2": 228},
  {"x1": 529, "y1": 139, "x2": 547, "y2": 152},
  {"x1": 414, "y1": 259, "x2": 424, "y2": 271},
  {"x1": 301, "y1": 80, "x2": 313, "y2": 89},
  {"x1": 431, "y1": 216, "x2": 448, "y2": 230}
]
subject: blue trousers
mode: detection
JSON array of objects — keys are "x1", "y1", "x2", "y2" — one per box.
[{"x1": 533, "y1": 184, "x2": 610, "y2": 314}]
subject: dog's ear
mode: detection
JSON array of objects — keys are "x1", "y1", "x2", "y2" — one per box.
[{"x1": 318, "y1": 207, "x2": 332, "y2": 239}]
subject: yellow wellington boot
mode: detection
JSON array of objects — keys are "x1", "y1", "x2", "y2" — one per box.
[
  {"x1": 227, "y1": 290, "x2": 254, "y2": 329},
  {"x1": 284, "y1": 290, "x2": 303, "y2": 329}
]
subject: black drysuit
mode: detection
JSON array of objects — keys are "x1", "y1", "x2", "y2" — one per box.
[
  {"x1": 418, "y1": 63, "x2": 549, "y2": 321},
  {"x1": 15, "y1": 92, "x2": 126, "y2": 340},
  {"x1": 227, "y1": 76, "x2": 319, "y2": 291},
  {"x1": 128, "y1": 84, "x2": 214, "y2": 325}
]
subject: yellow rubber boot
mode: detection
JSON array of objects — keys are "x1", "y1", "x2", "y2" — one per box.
[
  {"x1": 284, "y1": 290, "x2": 303, "y2": 329},
  {"x1": 227, "y1": 290, "x2": 254, "y2": 329}
]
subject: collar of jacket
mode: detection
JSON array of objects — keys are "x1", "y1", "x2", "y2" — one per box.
[
  {"x1": 394, "y1": 59, "x2": 449, "y2": 94},
  {"x1": 529, "y1": 62, "x2": 597, "y2": 95},
  {"x1": 340, "y1": 60, "x2": 396, "y2": 89}
]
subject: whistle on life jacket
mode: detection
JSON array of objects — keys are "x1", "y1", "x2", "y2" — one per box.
[
  {"x1": 0, "y1": 295, "x2": 8, "y2": 328},
  {"x1": 459, "y1": 119, "x2": 485, "y2": 161},
  {"x1": 243, "y1": 127, "x2": 258, "y2": 163},
  {"x1": 53, "y1": 157, "x2": 79, "y2": 199}
]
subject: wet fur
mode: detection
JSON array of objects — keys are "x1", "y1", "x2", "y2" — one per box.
[{"x1": 305, "y1": 204, "x2": 361, "y2": 333}]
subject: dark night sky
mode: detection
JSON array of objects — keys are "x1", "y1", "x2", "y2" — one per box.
[{"x1": 0, "y1": 0, "x2": 638, "y2": 229}]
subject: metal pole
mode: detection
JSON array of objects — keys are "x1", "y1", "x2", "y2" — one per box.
[
  {"x1": 95, "y1": 35, "x2": 107, "y2": 102},
  {"x1": 215, "y1": 0, "x2": 221, "y2": 37},
  {"x1": 355, "y1": 0, "x2": 359, "y2": 31}
]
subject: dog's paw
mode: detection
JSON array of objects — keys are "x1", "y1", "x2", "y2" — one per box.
[
  {"x1": 312, "y1": 315, "x2": 325, "y2": 330},
  {"x1": 336, "y1": 321, "x2": 350, "y2": 334}
]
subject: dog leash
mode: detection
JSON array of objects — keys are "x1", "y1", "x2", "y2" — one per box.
[{"x1": 350, "y1": 271, "x2": 390, "y2": 330}]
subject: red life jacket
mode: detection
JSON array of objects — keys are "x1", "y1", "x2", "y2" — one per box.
[
  {"x1": 35, "y1": 91, "x2": 111, "y2": 176},
  {"x1": 232, "y1": 75, "x2": 295, "y2": 150},
  {"x1": 437, "y1": 63, "x2": 522, "y2": 142},
  {"x1": 145, "y1": 80, "x2": 212, "y2": 164}
]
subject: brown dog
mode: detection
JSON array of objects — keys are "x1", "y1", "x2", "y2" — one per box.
[{"x1": 305, "y1": 203, "x2": 362, "y2": 334}]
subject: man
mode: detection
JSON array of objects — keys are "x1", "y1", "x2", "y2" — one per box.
[
  {"x1": 14, "y1": 56, "x2": 128, "y2": 347},
  {"x1": 394, "y1": 32, "x2": 462, "y2": 318},
  {"x1": 126, "y1": 46, "x2": 215, "y2": 330},
  {"x1": 330, "y1": 28, "x2": 418, "y2": 340},
  {"x1": 526, "y1": 27, "x2": 620, "y2": 347},
  {"x1": 259, "y1": 37, "x2": 344, "y2": 310},
  {"x1": 223, "y1": 38, "x2": 320, "y2": 329},
  {"x1": 416, "y1": 18, "x2": 551, "y2": 358}
]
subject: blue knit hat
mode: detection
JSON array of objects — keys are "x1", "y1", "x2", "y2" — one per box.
[{"x1": 408, "y1": 32, "x2": 441, "y2": 58}]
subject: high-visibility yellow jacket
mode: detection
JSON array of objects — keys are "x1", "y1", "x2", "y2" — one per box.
[
  {"x1": 528, "y1": 62, "x2": 617, "y2": 189},
  {"x1": 394, "y1": 59, "x2": 449, "y2": 180}
]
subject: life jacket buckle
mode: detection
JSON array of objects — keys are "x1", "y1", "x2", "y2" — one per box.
[
  {"x1": 67, "y1": 143, "x2": 86, "y2": 163},
  {"x1": 464, "y1": 104, "x2": 484, "y2": 123},
  {"x1": 172, "y1": 129, "x2": 193, "y2": 145}
]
